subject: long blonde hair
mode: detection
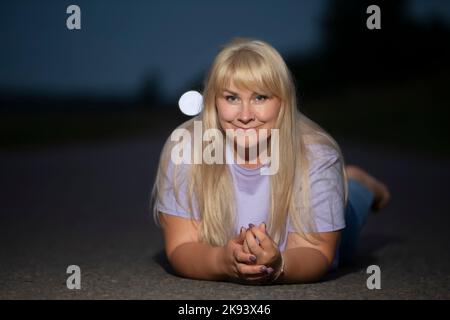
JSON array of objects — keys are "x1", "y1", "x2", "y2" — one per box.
[{"x1": 152, "y1": 38, "x2": 348, "y2": 246}]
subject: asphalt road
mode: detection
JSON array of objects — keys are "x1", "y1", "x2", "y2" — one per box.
[{"x1": 1, "y1": 134, "x2": 449, "y2": 299}]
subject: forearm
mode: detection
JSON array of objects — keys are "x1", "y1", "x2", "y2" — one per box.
[
  {"x1": 276, "y1": 247, "x2": 330, "y2": 284},
  {"x1": 168, "y1": 242, "x2": 227, "y2": 281}
]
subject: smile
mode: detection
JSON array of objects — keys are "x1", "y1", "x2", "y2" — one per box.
[{"x1": 233, "y1": 126, "x2": 260, "y2": 131}]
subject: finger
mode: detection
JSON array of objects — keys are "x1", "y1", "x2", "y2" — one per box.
[
  {"x1": 234, "y1": 273, "x2": 270, "y2": 285},
  {"x1": 241, "y1": 273, "x2": 272, "y2": 284},
  {"x1": 236, "y1": 227, "x2": 246, "y2": 244},
  {"x1": 250, "y1": 227, "x2": 272, "y2": 250},
  {"x1": 244, "y1": 266, "x2": 275, "y2": 279},
  {"x1": 237, "y1": 265, "x2": 275, "y2": 285},
  {"x1": 245, "y1": 229, "x2": 263, "y2": 255},
  {"x1": 258, "y1": 222, "x2": 266, "y2": 234},
  {"x1": 237, "y1": 263, "x2": 269, "y2": 276},
  {"x1": 234, "y1": 248, "x2": 257, "y2": 264},
  {"x1": 247, "y1": 224, "x2": 263, "y2": 245},
  {"x1": 243, "y1": 240, "x2": 250, "y2": 254}
]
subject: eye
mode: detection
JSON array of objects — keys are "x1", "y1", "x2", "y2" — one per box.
[
  {"x1": 225, "y1": 95, "x2": 239, "y2": 103},
  {"x1": 254, "y1": 95, "x2": 268, "y2": 103}
]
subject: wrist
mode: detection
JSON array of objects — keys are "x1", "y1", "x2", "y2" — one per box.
[
  {"x1": 270, "y1": 253, "x2": 285, "y2": 283},
  {"x1": 216, "y1": 245, "x2": 231, "y2": 280}
]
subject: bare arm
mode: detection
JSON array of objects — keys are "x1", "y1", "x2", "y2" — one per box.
[
  {"x1": 160, "y1": 213, "x2": 269, "y2": 282},
  {"x1": 277, "y1": 231, "x2": 340, "y2": 283},
  {"x1": 245, "y1": 225, "x2": 340, "y2": 284}
]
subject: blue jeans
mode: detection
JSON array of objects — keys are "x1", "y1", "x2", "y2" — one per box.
[{"x1": 333, "y1": 178, "x2": 374, "y2": 268}]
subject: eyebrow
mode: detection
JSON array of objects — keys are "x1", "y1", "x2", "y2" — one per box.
[
  {"x1": 223, "y1": 89, "x2": 268, "y2": 96},
  {"x1": 223, "y1": 89, "x2": 239, "y2": 96}
]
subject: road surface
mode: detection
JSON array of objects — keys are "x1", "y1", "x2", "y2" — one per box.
[{"x1": 1, "y1": 134, "x2": 449, "y2": 299}]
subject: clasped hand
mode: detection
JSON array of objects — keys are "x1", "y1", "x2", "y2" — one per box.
[{"x1": 222, "y1": 223, "x2": 283, "y2": 284}]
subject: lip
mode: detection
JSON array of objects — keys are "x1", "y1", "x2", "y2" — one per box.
[{"x1": 233, "y1": 126, "x2": 260, "y2": 131}]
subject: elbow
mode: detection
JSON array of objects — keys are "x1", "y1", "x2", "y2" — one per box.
[
  {"x1": 311, "y1": 253, "x2": 335, "y2": 283},
  {"x1": 164, "y1": 244, "x2": 184, "y2": 275},
  {"x1": 314, "y1": 251, "x2": 334, "y2": 281},
  {"x1": 164, "y1": 242, "x2": 200, "y2": 280},
  {"x1": 282, "y1": 248, "x2": 332, "y2": 284},
  {"x1": 304, "y1": 263, "x2": 330, "y2": 284}
]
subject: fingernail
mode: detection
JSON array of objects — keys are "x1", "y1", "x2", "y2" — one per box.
[
  {"x1": 260, "y1": 266, "x2": 267, "y2": 272},
  {"x1": 249, "y1": 223, "x2": 255, "y2": 228},
  {"x1": 240, "y1": 226, "x2": 245, "y2": 233},
  {"x1": 266, "y1": 267, "x2": 274, "y2": 274},
  {"x1": 249, "y1": 255, "x2": 256, "y2": 262}
]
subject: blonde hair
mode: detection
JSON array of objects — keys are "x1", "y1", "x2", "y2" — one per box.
[{"x1": 152, "y1": 38, "x2": 348, "y2": 246}]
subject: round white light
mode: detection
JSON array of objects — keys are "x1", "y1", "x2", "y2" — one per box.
[{"x1": 178, "y1": 90, "x2": 203, "y2": 116}]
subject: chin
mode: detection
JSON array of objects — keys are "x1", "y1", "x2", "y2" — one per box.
[{"x1": 234, "y1": 135, "x2": 260, "y2": 150}]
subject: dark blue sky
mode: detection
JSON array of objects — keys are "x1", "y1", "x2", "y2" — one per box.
[{"x1": 1, "y1": 0, "x2": 449, "y2": 101}]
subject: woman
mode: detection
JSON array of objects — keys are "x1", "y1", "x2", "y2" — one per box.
[{"x1": 152, "y1": 38, "x2": 390, "y2": 284}]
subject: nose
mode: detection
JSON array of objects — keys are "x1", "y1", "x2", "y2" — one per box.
[{"x1": 237, "y1": 101, "x2": 255, "y2": 124}]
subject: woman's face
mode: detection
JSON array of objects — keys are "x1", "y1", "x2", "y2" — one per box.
[{"x1": 216, "y1": 81, "x2": 282, "y2": 150}]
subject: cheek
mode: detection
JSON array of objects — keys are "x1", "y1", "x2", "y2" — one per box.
[
  {"x1": 257, "y1": 102, "x2": 281, "y2": 123},
  {"x1": 216, "y1": 103, "x2": 238, "y2": 122}
]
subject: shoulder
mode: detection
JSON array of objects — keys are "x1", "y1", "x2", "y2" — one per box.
[
  {"x1": 305, "y1": 143, "x2": 342, "y2": 177},
  {"x1": 303, "y1": 143, "x2": 346, "y2": 231},
  {"x1": 296, "y1": 113, "x2": 343, "y2": 170},
  {"x1": 305, "y1": 143, "x2": 340, "y2": 159}
]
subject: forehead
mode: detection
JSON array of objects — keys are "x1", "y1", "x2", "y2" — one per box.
[
  {"x1": 219, "y1": 78, "x2": 274, "y2": 99},
  {"x1": 222, "y1": 82, "x2": 261, "y2": 96}
]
